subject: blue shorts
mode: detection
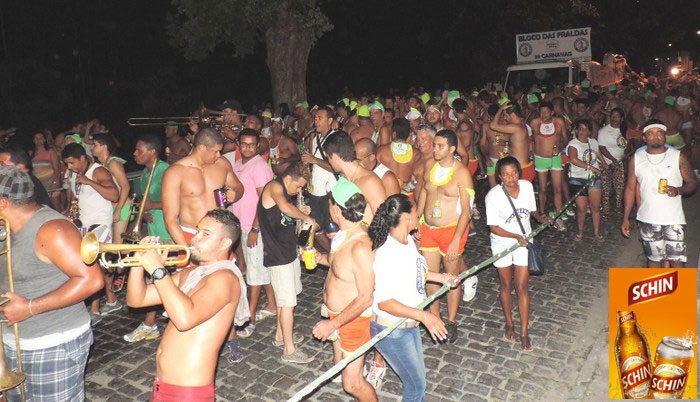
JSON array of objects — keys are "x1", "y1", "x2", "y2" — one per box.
[{"x1": 569, "y1": 177, "x2": 602, "y2": 197}]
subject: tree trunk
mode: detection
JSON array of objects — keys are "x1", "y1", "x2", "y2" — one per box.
[{"x1": 265, "y1": 8, "x2": 314, "y2": 110}]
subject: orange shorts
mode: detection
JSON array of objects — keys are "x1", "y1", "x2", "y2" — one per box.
[
  {"x1": 467, "y1": 159, "x2": 478, "y2": 177},
  {"x1": 419, "y1": 221, "x2": 468, "y2": 256},
  {"x1": 521, "y1": 161, "x2": 535, "y2": 182},
  {"x1": 329, "y1": 312, "x2": 371, "y2": 353},
  {"x1": 151, "y1": 378, "x2": 214, "y2": 402}
]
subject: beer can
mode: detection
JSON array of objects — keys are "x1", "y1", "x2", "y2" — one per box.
[
  {"x1": 303, "y1": 247, "x2": 317, "y2": 270},
  {"x1": 650, "y1": 336, "x2": 694, "y2": 399},
  {"x1": 213, "y1": 187, "x2": 227, "y2": 208},
  {"x1": 658, "y1": 178, "x2": 668, "y2": 194}
]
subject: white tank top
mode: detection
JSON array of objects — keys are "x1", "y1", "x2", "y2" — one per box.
[
  {"x1": 310, "y1": 130, "x2": 338, "y2": 196},
  {"x1": 373, "y1": 163, "x2": 390, "y2": 180},
  {"x1": 635, "y1": 148, "x2": 685, "y2": 225},
  {"x1": 73, "y1": 163, "x2": 113, "y2": 227}
]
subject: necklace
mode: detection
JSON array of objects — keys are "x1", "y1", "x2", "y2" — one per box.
[{"x1": 645, "y1": 149, "x2": 668, "y2": 166}]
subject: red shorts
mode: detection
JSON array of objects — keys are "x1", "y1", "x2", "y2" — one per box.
[
  {"x1": 419, "y1": 221, "x2": 468, "y2": 256},
  {"x1": 151, "y1": 378, "x2": 214, "y2": 402},
  {"x1": 329, "y1": 312, "x2": 371, "y2": 353},
  {"x1": 521, "y1": 161, "x2": 535, "y2": 182},
  {"x1": 467, "y1": 159, "x2": 478, "y2": 177},
  {"x1": 561, "y1": 154, "x2": 569, "y2": 165}
]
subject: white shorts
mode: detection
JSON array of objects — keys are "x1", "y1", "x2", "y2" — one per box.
[
  {"x1": 491, "y1": 241, "x2": 529, "y2": 268},
  {"x1": 242, "y1": 229, "x2": 270, "y2": 286},
  {"x1": 269, "y1": 259, "x2": 302, "y2": 308}
]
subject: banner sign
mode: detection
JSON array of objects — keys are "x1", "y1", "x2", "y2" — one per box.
[{"x1": 516, "y1": 27, "x2": 591, "y2": 64}]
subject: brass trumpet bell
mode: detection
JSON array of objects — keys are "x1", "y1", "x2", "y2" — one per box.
[
  {"x1": 0, "y1": 326, "x2": 25, "y2": 392},
  {"x1": 80, "y1": 232, "x2": 191, "y2": 268}
]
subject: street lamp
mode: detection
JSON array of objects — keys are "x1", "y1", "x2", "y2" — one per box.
[
  {"x1": 667, "y1": 43, "x2": 672, "y2": 47},
  {"x1": 670, "y1": 67, "x2": 680, "y2": 76}
]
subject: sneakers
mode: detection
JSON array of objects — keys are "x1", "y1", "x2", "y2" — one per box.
[
  {"x1": 366, "y1": 361, "x2": 387, "y2": 389},
  {"x1": 225, "y1": 340, "x2": 243, "y2": 364},
  {"x1": 89, "y1": 311, "x2": 102, "y2": 326},
  {"x1": 445, "y1": 320, "x2": 458, "y2": 343},
  {"x1": 99, "y1": 300, "x2": 123, "y2": 315},
  {"x1": 273, "y1": 334, "x2": 305, "y2": 348},
  {"x1": 565, "y1": 207, "x2": 575, "y2": 217},
  {"x1": 462, "y1": 275, "x2": 478, "y2": 302},
  {"x1": 123, "y1": 322, "x2": 160, "y2": 343},
  {"x1": 281, "y1": 349, "x2": 314, "y2": 364},
  {"x1": 236, "y1": 323, "x2": 256, "y2": 338},
  {"x1": 255, "y1": 309, "x2": 276, "y2": 322}
]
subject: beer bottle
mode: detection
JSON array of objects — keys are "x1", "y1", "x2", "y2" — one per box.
[
  {"x1": 650, "y1": 336, "x2": 694, "y2": 399},
  {"x1": 615, "y1": 311, "x2": 652, "y2": 399}
]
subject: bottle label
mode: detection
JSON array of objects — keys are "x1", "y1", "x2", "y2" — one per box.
[{"x1": 621, "y1": 356, "x2": 651, "y2": 398}]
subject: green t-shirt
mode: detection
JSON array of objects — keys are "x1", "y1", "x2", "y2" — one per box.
[{"x1": 136, "y1": 160, "x2": 171, "y2": 240}]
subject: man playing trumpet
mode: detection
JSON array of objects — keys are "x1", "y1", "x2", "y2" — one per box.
[{"x1": 126, "y1": 209, "x2": 249, "y2": 402}]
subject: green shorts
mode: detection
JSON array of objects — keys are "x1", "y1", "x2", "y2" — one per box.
[
  {"x1": 665, "y1": 132, "x2": 686, "y2": 150},
  {"x1": 534, "y1": 154, "x2": 563, "y2": 172},
  {"x1": 113, "y1": 203, "x2": 132, "y2": 222}
]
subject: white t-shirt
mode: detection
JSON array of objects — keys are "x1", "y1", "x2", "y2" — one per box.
[
  {"x1": 485, "y1": 181, "x2": 536, "y2": 247},
  {"x1": 567, "y1": 137, "x2": 601, "y2": 179},
  {"x1": 372, "y1": 235, "x2": 427, "y2": 322},
  {"x1": 597, "y1": 124, "x2": 626, "y2": 164}
]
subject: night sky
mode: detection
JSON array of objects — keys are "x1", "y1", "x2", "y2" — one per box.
[{"x1": 1, "y1": 0, "x2": 697, "y2": 133}]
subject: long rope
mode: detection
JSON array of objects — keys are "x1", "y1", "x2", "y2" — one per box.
[{"x1": 288, "y1": 160, "x2": 616, "y2": 401}]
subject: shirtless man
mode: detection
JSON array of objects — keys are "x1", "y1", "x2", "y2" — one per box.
[
  {"x1": 417, "y1": 129, "x2": 474, "y2": 342},
  {"x1": 268, "y1": 117, "x2": 299, "y2": 176},
  {"x1": 528, "y1": 102, "x2": 567, "y2": 223},
  {"x1": 290, "y1": 101, "x2": 314, "y2": 140},
  {"x1": 355, "y1": 138, "x2": 400, "y2": 196},
  {"x1": 369, "y1": 102, "x2": 392, "y2": 145},
  {"x1": 165, "y1": 123, "x2": 192, "y2": 164},
  {"x1": 411, "y1": 124, "x2": 437, "y2": 200},
  {"x1": 425, "y1": 105, "x2": 444, "y2": 131},
  {"x1": 481, "y1": 104, "x2": 509, "y2": 188},
  {"x1": 350, "y1": 105, "x2": 376, "y2": 143},
  {"x1": 377, "y1": 118, "x2": 418, "y2": 191},
  {"x1": 312, "y1": 180, "x2": 376, "y2": 401},
  {"x1": 162, "y1": 128, "x2": 244, "y2": 246},
  {"x1": 490, "y1": 103, "x2": 534, "y2": 184},
  {"x1": 324, "y1": 131, "x2": 386, "y2": 225},
  {"x1": 654, "y1": 95, "x2": 684, "y2": 151},
  {"x1": 128, "y1": 209, "x2": 247, "y2": 401}
]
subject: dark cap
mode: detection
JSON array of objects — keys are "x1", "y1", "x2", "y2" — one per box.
[
  {"x1": 217, "y1": 98, "x2": 244, "y2": 114},
  {"x1": 0, "y1": 166, "x2": 34, "y2": 201}
]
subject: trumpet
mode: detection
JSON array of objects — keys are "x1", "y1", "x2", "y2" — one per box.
[
  {"x1": 0, "y1": 217, "x2": 27, "y2": 401},
  {"x1": 81, "y1": 232, "x2": 192, "y2": 269}
]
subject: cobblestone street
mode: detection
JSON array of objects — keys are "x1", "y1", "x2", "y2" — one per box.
[{"x1": 84, "y1": 194, "x2": 695, "y2": 401}]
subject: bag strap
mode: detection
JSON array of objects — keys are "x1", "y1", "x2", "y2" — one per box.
[{"x1": 502, "y1": 185, "x2": 527, "y2": 236}]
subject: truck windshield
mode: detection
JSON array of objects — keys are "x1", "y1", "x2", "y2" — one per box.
[{"x1": 510, "y1": 67, "x2": 569, "y2": 89}]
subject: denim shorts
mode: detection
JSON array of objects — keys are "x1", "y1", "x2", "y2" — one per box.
[{"x1": 569, "y1": 177, "x2": 602, "y2": 197}]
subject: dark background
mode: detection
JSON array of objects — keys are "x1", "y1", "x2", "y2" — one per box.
[{"x1": 1, "y1": 0, "x2": 697, "y2": 136}]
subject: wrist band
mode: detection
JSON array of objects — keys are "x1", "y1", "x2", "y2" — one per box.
[{"x1": 29, "y1": 299, "x2": 34, "y2": 316}]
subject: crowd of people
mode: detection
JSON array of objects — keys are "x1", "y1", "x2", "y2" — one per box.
[{"x1": 0, "y1": 67, "x2": 697, "y2": 401}]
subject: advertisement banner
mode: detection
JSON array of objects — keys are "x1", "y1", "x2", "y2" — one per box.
[
  {"x1": 609, "y1": 268, "x2": 697, "y2": 399},
  {"x1": 515, "y1": 27, "x2": 591, "y2": 64}
]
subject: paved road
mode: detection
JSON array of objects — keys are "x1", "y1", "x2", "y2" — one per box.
[{"x1": 84, "y1": 191, "x2": 696, "y2": 401}]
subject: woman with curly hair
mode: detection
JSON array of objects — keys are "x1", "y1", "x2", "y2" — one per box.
[{"x1": 367, "y1": 194, "x2": 459, "y2": 401}]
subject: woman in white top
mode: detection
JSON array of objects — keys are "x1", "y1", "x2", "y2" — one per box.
[
  {"x1": 367, "y1": 194, "x2": 458, "y2": 402},
  {"x1": 485, "y1": 157, "x2": 549, "y2": 351},
  {"x1": 598, "y1": 108, "x2": 628, "y2": 217},
  {"x1": 567, "y1": 119, "x2": 607, "y2": 241}
]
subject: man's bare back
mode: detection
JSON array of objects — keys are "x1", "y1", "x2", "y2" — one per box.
[
  {"x1": 324, "y1": 230, "x2": 373, "y2": 313},
  {"x1": 377, "y1": 142, "x2": 416, "y2": 184}
]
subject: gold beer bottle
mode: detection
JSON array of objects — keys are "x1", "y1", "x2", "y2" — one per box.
[
  {"x1": 650, "y1": 336, "x2": 694, "y2": 399},
  {"x1": 615, "y1": 311, "x2": 652, "y2": 399}
]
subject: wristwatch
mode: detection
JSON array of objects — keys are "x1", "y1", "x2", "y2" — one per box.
[
  {"x1": 151, "y1": 267, "x2": 169, "y2": 281},
  {"x1": 250, "y1": 227, "x2": 260, "y2": 233}
]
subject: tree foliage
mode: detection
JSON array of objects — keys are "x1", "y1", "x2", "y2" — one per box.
[{"x1": 167, "y1": 0, "x2": 333, "y2": 61}]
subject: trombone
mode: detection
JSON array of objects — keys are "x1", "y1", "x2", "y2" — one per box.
[
  {"x1": 81, "y1": 232, "x2": 192, "y2": 269},
  {"x1": 0, "y1": 217, "x2": 27, "y2": 401},
  {"x1": 123, "y1": 160, "x2": 157, "y2": 245},
  {"x1": 127, "y1": 106, "x2": 247, "y2": 127}
]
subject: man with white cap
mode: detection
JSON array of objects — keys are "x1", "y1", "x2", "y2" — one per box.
[
  {"x1": 622, "y1": 119, "x2": 697, "y2": 267},
  {"x1": 405, "y1": 108, "x2": 423, "y2": 131},
  {"x1": 268, "y1": 116, "x2": 299, "y2": 176},
  {"x1": 368, "y1": 101, "x2": 391, "y2": 146}
]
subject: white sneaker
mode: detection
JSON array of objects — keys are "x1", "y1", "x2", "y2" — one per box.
[
  {"x1": 463, "y1": 275, "x2": 478, "y2": 302},
  {"x1": 123, "y1": 322, "x2": 160, "y2": 343}
]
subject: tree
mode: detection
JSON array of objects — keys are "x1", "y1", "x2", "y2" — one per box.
[{"x1": 167, "y1": 0, "x2": 332, "y2": 108}]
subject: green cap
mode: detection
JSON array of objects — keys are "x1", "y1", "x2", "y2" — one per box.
[
  {"x1": 65, "y1": 134, "x2": 82, "y2": 145},
  {"x1": 368, "y1": 101, "x2": 385, "y2": 113},
  {"x1": 498, "y1": 96, "x2": 510, "y2": 106},
  {"x1": 531, "y1": 87, "x2": 542, "y2": 94},
  {"x1": 342, "y1": 98, "x2": 349, "y2": 107},
  {"x1": 349, "y1": 100, "x2": 358, "y2": 111},
  {"x1": 357, "y1": 104, "x2": 370, "y2": 118},
  {"x1": 331, "y1": 178, "x2": 362, "y2": 209},
  {"x1": 527, "y1": 94, "x2": 539, "y2": 104},
  {"x1": 665, "y1": 96, "x2": 675, "y2": 106},
  {"x1": 495, "y1": 84, "x2": 503, "y2": 91},
  {"x1": 608, "y1": 84, "x2": 617, "y2": 92},
  {"x1": 447, "y1": 90, "x2": 460, "y2": 99},
  {"x1": 581, "y1": 80, "x2": 591, "y2": 89},
  {"x1": 295, "y1": 100, "x2": 309, "y2": 109},
  {"x1": 420, "y1": 92, "x2": 431, "y2": 104}
]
